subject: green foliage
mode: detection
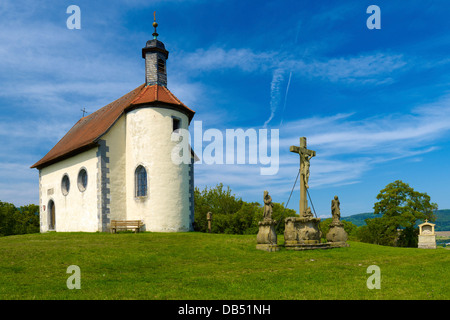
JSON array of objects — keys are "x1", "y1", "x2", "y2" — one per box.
[
  {"x1": 357, "y1": 180, "x2": 438, "y2": 247},
  {"x1": 396, "y1": 225, "x2": 419, "y2": 248},
  {"x1": 430, "y1": 209, "x2": 450, "y2": 231},
  {"x1": 0, "y1": 201, "x2": 40, "y2": 236},
  {"x1": 356, "y1": 217, "x2": 398, "y2": 246},
  {"x1": 374, "y1": 180, "x2": 438, "y2": 227},
  {"x1": 194, "y1": 184, "x2": 296, "y2": 235},
  {"x1": 343, "y1": 209, "x2": 450, "y2": 231}
]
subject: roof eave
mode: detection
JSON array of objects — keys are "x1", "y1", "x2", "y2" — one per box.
[{"x1": 30, "y1": 142, "x2": 99, "y2": 170}]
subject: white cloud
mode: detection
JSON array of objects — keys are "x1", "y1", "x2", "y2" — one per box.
[
  {"x1": 174, "y1": 46, "x2": 410, "y2": 131},
  {"x1": 194, "y1": 93, "x2": 450, "y2": 206},
  {"x1": 173, "y1": 47, "x2": 276, "y2": 73},
  {"x1": 305, "y1": 53, "x2": 406, "y2": 83},
  {"x1": 175, "y1": 46, "x2": 408, "y2": 85}
]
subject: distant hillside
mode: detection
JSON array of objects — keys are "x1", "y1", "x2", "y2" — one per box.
[{"x1": 342, "y1": 209, "x2": 450, "y2": 231}]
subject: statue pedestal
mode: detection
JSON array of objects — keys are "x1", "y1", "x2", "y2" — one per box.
[
  {"x1": 284, "y1": 217, "x2": 332, "y2": 250},
  {"x1": 256, "y1": 219, "x2": 280, "y2": 252},
  {"x1": 326, "y1": 221, "x2": 349, "y2": 248}
]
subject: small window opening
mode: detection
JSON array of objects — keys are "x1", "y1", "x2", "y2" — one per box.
[
  {"x1": 61, "y1": 174, "x2": 70, "y2": 196},
  {"x1": 172, "y1": 117, "x2": 181, "y2": 132},
  {"x1": 77, "y1": 168, "x2": 88, "y2": 192},
  {"x1": 157, "y1": 58, "x2": 166, "y2": 73},
  {"x1": 135, "y1": 165, "x2": 147, "y2": 197}
]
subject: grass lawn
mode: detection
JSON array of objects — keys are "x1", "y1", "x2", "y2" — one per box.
[{"x1": 0, "y1": 232, "x2": 448, "y2": 300}]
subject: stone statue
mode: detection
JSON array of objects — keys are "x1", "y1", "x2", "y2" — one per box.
[
  {"x1": 304, "y1": 207, "x2": 313, "y2": 218},
  {"x1": 263, "y1": 191, "x2": 273, "y2": 220},
  {"x1": 301, "y1": 154, "x2": 313, "y2": 189},
  {"x1": 331, "y1": 196, "x2": 340, "y2": 224},
  {"x1": 326, "y1": 195, "x2": 349, "y2": 246},
  {"x1": 257, "y1": 191, "x2": 279, "y2": 251}
]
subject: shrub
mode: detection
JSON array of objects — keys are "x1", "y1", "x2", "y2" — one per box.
[
  {"x1": 193, "y1": 184, "x2": 297, "y2": 235},
  {"x1": 0, "y1": 201, "x2": 39, "y2": 236}
]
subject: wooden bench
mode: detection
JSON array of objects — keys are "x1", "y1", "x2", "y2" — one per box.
[{"x1": 110, "y1": 220, "x2": 144, "y2": 233}]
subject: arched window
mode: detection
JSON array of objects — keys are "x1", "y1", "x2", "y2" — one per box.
[
  {"x1": 135, "y1": 165, "x2": 147, "y2": 197},
  {"x1": 48, "y1": 200, "x2": 55, "y2": 230},
  {"x1": 77, "y1": 168, "x2": 88, "y2": 192},
  {"x1": 61, "y1": 174, "x2": 70, "y2": 196}
]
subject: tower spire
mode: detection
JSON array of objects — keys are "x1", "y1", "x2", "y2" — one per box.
[
  {"x1": 142, "y1": 11, "x2": 169, "y2": 87},
  {"x1": 152, "y1": 11, "x2": 159, "y2": 40}
]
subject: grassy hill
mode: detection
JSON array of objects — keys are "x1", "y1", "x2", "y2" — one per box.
[
  {"x1": 343, "y1": 209, "x2": 450, "y2": 231},
  {"x1": 0, "y1": 232, "x2": 449, "y2": 300}
]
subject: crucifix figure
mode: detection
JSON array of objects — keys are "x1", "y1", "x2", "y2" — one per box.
[{"x1": 290, "y1": 137, "x2": 316, "y2": 217}]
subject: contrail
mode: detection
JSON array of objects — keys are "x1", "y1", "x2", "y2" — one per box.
[
  {"x1": 280, "y1": 71, "x2": 292, "y2": 126},
  {"x1": 264, "y1": 68, "x2": 284, "y2": 127}
]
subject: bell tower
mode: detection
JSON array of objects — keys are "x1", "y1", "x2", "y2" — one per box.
[{"x1": 142, "y1": 12, "x2": 169, "y2": 87}]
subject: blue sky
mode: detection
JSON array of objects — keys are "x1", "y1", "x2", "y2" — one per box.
[{"x1": 1, "y1": 0, "x2": 450, "y2": 217}]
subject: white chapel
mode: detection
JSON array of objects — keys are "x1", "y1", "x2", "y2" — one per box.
[{"x1": 31, "y1": 21, "x2": 196, "y2": 233}]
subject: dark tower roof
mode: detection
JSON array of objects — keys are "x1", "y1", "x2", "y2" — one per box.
[{"x1": 142, "y1": 39, "x2": 169, "y2": 59}]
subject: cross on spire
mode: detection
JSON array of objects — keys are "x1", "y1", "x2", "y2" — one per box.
[
  {"x1": 152, "y1": 11, "x2": 159, "y2": 39},
  {"x1": 81, "y1": 108, "x2": 88, "y2": 117}
]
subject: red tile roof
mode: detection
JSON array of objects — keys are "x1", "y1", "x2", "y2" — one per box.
[{"x1": 31, "y1": 84, "x2": 195, "y2": 169}]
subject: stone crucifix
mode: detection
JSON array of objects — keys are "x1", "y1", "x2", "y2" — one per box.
[{"x1": 290, "y1": 137, "x2": 316, "y2": 218}]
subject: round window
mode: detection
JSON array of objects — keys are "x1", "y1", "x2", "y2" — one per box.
[
  {"x1": 61, "y1": 174, "x2": 70, "y2": 196},
  {"x1": 77, "y1": 168, "x2": 88, "y2": 192}
]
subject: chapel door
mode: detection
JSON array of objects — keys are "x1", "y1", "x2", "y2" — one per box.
[{"x1": 49, "y1": 200, "x2": 55, "y2": 230}]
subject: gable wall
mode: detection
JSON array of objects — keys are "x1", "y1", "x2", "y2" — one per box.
[{"x1": 39, "y1": 148, "x2": 99, "y2": 232}]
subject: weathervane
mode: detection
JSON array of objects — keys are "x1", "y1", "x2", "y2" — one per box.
[
  {"x1": 152, "y1": 11, "x2": 159, "y2": 40},
  {"x1": 81, "y1": 107, "x2": 88, "y2": 117}
]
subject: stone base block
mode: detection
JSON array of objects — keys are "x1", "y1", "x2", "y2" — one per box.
[
  {"x1": 328, "y1": 241, "x2": 350, "y2": 248},
  {"x1": 284, "y1": 241, "x2": 349, "y2": 250},
  {"x1": 256, "y1": 219, "x2": 278, "y2": 245},
  {"x1": 284, "y1": 217, "x2": 322, "y2": 244},
  {"x1": 284, "y1": 242, "x2": 332, "y2": 251},
  {"x1": 256, "y1": 244, "x2": 281, "y2": 252},
  {"x1": 326, "y1": 222, "x2": 348, "y2": 243},
  {"x1": 285, "y1": 239, "x2": 321, "y2": 245}
]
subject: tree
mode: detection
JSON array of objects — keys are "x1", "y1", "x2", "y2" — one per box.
[
  {"x1": 193, "y1": 184, "x2": 296, "y2": 234},
  {"x1": 193, "y1": 184, "x2": 244, "y2": 232},
  {"x1": 356, "y1": 217, "x2": 398, "y2": 246},
  {"x1": 14, "y1": 204, "x2": 40, "y2": 235},
  {"x1": 360, "y1": 180, "x2": 438, "y2": 247},
  {"x1": 0, "y1": 201, "x2": 39, "y2": 236},
  {"x1": 0, "y1": 201, "x2": 17, "y2": 236}
]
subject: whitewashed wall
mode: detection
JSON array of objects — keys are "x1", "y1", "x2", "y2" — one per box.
[
  {"x1": 125, "y1": 106, "x2": 191, "y2": 232},
  {"x1": 39, "y1": 148, "x2": 99, "y2": 232}
]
